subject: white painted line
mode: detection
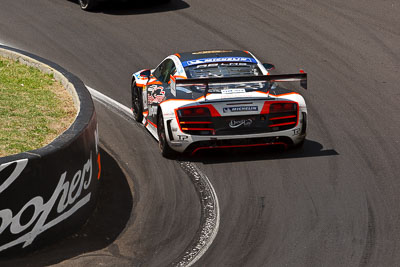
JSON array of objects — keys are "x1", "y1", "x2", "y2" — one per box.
[
  {"x1": 87, "y1": 86, "x2": 220, "y2": 267},
  {"x1": 0, "y1": 40, "x2": 220, "y2": 264},
  {"x1": 86, "y1": 86, "x2": 133, "y2": 118},
  {"x1": 0, "y1": 40, "x2": 18, "y2": 50}
]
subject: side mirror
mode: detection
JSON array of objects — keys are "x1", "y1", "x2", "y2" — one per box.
[
  {"x1": 262, "y1": 63, "x2": 275, "y2": 71},
  {"x1": 140, "y1": 69, "x2": 151, "y2": 78}
]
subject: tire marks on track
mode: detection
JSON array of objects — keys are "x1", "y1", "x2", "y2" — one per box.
[
  {"x1": 359, "y1": 199, "x2": 376, "y2": 267},
  {"x1": 173, "y1": 162, "x2": 220, "y2": 267},
  {"x1": 86, "y1": 87, "x2": 220, "y2": 267}
]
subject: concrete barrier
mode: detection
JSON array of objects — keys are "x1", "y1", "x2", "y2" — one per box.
[{"x1": 0, "y1": 45, "x2": 100, "y2": 256}]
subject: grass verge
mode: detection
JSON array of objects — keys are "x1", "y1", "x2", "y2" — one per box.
[{"x1": 0, "y1": 56, "x2": 77, "y2": 157}]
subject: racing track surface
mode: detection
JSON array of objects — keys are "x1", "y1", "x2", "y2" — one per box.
[{"x1": 1, "y1": 0, "x2": 400, "y2": 266}]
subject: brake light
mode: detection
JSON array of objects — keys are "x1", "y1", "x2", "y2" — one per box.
[
  {"x1": 182, "y1": 109, "x2": 192, "y2": 116},
  {"x1": 195, "y1": 108, "x2": 206, "y2": 115},
  {"x1": 178, "y1": 107, "x2": 211, "y2": 117},
  {"x1": 270, "y1": 103, "x2": 297, "y2": 113}
]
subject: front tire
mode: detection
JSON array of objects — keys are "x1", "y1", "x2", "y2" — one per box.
[
  {"x1": 131, "y1": 81, "x2": 143, "y2": 122},
  {"x1": 79, "y1": 0, "x2": 98, "y2": 11},
  {"x1": 157, "y1": 111, "x2": 177, "y2": 158}
]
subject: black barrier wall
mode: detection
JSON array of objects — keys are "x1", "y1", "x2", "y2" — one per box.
[{"x1": 0, "y1": 45, "x2": 100, "y2": 256}]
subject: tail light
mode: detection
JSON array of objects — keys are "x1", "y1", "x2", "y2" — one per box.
[
  {"x1": 177, "y1": 107, "x2": 214, "y2": 135},
  {"x1": 177, "y1": 107, "x2": 211, "y2": 117},
  {"x1": 268, "y1": 101, "x2": 298, "y2": 130},
  {"x1": 269, "y1": 103, "x2": 297, "y2": 113}
]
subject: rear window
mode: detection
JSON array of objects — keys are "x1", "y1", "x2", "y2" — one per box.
[{"x1": 184, "y1": 62, "x2": 262, "y2": 79}]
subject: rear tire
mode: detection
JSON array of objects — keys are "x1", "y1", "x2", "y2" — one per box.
[
  {"x1": 157, "y1": 111, "x2": 177, "y2": 158},
  {"x1": 293, "y1": 138, "x2": 305, "y2": 149},
  {"x1": 79, "y1": 0, "x2": 98, "y2": 11},
  {"x1": 131, "y1": 81, "x2": 143, "y2": 122}
]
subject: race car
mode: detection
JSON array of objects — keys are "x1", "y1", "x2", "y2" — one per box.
[
  {"x1": 78, "y1": 0, "x2": 170, "y2": 11},
  {"x1": 131, "y1": 50, "x2": 308, "y2": 157}
]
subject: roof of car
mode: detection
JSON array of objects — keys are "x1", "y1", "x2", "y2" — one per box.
[{"x1": 176, "y1": 50, "x2": 256, "y2": 63}]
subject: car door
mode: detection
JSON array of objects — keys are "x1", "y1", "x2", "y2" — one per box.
[{"x1": 147, "y1": 59, "x2": 176, "y2": 124}]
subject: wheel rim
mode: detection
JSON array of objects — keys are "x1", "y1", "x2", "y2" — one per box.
[{"x1": 79, "y1": 0, "x2": 88, "y2": 8}]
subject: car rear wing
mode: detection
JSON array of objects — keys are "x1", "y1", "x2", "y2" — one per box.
[{"x1": 170, "y1": 73, "x2": 307, "y2": 98}]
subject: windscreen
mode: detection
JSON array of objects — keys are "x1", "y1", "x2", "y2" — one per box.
[
  {"x1": 182, "y1": 62, "x2": 269, "y2": 93},
  {"x1": 185, "y1": 62, "x2": 262, "y2": 78}
]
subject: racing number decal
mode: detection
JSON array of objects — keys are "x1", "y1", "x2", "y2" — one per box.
[
  {"x1": 147, "y1": 85, "x2": 165, "y2": 116},
  {"x1": 148, "y1": 85, "x2": 165, "y2": 104}
]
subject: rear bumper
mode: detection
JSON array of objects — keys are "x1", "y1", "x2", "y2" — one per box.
[
  {"x1": 184, "y1": 136, "x2": 292, "y2": 155},
  {"x1": 163, "y1": 101, "x2": 307, "y2": 154},
  {"x1": 167, "y1": 119, "x2": 306, "y2": 153}
]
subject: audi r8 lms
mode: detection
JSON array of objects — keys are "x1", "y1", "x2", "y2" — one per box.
[
  {"x1": 78, "y1": 0, "x2": 170, "y2": 11},
  {"x1": 131, "y1": 50, "x2": 308, "y2": 157}
]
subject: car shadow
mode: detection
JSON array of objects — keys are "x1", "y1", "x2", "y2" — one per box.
[
  {"x1": 71, "y1": 0, "x2": 190, "y2": 15},
  {"x1": 0, "y1": 146, "x2": 133, "y2": 266},
  {"x1": 177, "y1": 139, "x2": 339, "y2": 164}
]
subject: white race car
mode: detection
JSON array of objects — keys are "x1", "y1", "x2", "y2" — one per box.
[
  {"x1": 77, "y1": 0, "x2": 170, "y2": 11},
  {"x1": 131, "y1": 50, "x2": 307, "y2": 157}
]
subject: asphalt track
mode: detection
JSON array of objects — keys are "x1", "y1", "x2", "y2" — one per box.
[{"x1": 0, "y1": 0, "x2": 400, "y2": 266}]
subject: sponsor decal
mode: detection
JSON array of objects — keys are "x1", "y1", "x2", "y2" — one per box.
[
  {"x1": 221, "y1": 89, "x2": 246, "y2": 94},
  {"x1": 195, "y1": 62, "x2": 248, "y2": 69},
  {"x1": 148, "y1": 84, "x2": 163, "y2": 94},
  {"x1": 228, "y1": 119, "x2": 253, "y2": 128},
  {"x1": 292, "y1": 128, "x2": 300, "y2": 135},
  {"x1": 147, "y1": 85, "x2": 165, "y2": 104},
  {"x1": 177, "y1": 135, "x2": 189, "y2": 141},
  {"x1": 192, "y1": 50, "x2": 233, "y2": 55},
  {"x1": 181, "y1": 57, "x2": 257, "y2": 67},
  {"x1": 0, "y1": 128, "x2": 99, "y2": 252},
  {"x1": 0, "y1": 155, "x2": 94, "y2": 252},
  {"x1": 220, "y1": 93, "x2": 253, "y2": 99},
  {"x1": 223, "y1": 106, "x2": 258, "y2": 113},
  {"x1": 148, "y1": 95, "x2": 165, "y2": 104},
  {"x1": 0, "y1": 159, "x2": 28, "y2": 195}
]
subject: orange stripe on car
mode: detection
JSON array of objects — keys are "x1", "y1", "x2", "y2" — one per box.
[
  {"x1": 270, "y1": 92, "x2": 300, "y2": 97},
  {"x1": 147, "y1": 81, "x2": 163, "y2": 85},
  {"x1": 147, "y1": 119, "x2": 157, "y2": 128},
  {"x1": 97, "y1": 153, "x2": 101, "y2": 180}
]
